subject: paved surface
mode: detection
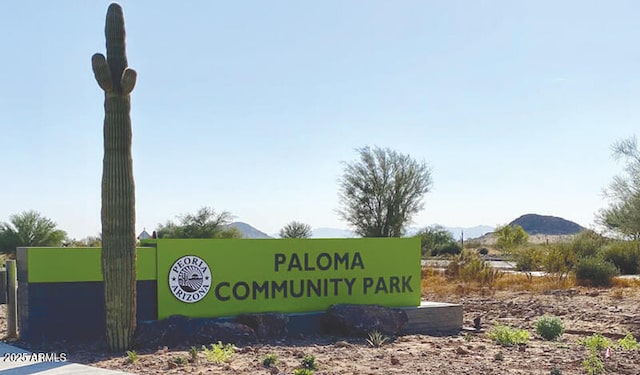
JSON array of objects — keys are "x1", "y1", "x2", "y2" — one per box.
[{"x1": 0, "y1": 342, "x2": 131, "y2": 374}]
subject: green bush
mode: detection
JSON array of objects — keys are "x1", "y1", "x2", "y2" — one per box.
[
  {"x1": 543, "y1": 242, "x2": 576, "y2": 281},
  {"x1": 571, "y1": 230, "x2": 608, "y2": 259},
  {"x1": 580, "y1": 333, "x2": 613, "y2": 351},
  {"x1": 262, "y1": 353, "x2": 277, "y2": 367},
  {"x1": 435, "y1": 242, "x2": 462, "y2": 256},
  {"x1": 452, "y1": 250, "x2": 503, "y2": 289},
  {"x1": 600, "y1": 241, "x2": 640, "y2": 275},
  {"x1": 617, "y1": 332, "x2": 639, "y2": 350},
  {"x1": 300, "y1": 354, "x2": 318, "y2": 371},
  {"x1": 574, "y1": 257, "x2": 618, "y2": 287},
  {"x1": 535, "y1": 316, "x2": 564, "y2": 341},
  {"x1": 514, "y1": 246, "x2": 544, "y2": 273},
  {"x1": 582, "y1": 350, "x2": 605, "y2": 375},
  {"x1": 202, "y1": 341, "x2": 234, "y2": 364},
  {"x1": 487, "y1": 325, "x2": 530, "y2": 347}
]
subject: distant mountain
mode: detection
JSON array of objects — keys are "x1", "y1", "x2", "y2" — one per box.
[
  {"x1": 509, "y1": 214, "x2": 584, "y2": 235},
  {"x1": 406, "y1": 225, "x2": 494, "y2": 239},
  {"x1": 443, "y1": 225, "x2": 495, "y2": 239},
  {"x1": 225, "y1": 222, "x2": 272, "y2": 239},
  {"x1": 311, "y1": 228, "x2": 357, "y2": 238}
]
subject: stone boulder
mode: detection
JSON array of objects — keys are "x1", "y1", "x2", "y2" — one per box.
[
  {"x1": 323, "y1": 304, "x2": 408, "y2": 336},
  {"x1": 135, "y1": 315, "x2": 256, "y2": 348},
  {"x1": 235, "y1": 313, "x2": 289, "y2": 339}
]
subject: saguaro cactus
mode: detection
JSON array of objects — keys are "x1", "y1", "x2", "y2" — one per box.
[{"x1": 92, "y1": 3, "x2": 137, "y2": 352}]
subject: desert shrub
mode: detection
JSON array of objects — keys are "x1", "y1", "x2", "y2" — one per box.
[
  {"x1": 580, "y1": 333, "x2": 613, "y2": 351},
  {"x1": 300, "y1": 354, "x2": 318, "y2": 371},
  {"x1": 600, "y1": 241, "x2": 640, "y2": 275},
  {"x1": 202, "y1": 341, "x2": 234, "y2": 364},
  {"x1": 582, "y1": 350, "x2": 605, "y2": 375},
  {"x1": 571, "y1": 230, "x2": 608, "y2": 259},
  {"x1": 436, "y1": 241, "x2": 462, "y2": 256},
  {"x1": 514, "y1": 246, "x2": 545, "y2": 273},
  {"x1": 535, "y1": 316, "x2": 564, "y2": 341},
  {"x1": 262, "y1": 353, "x2": 277, "y2": 367},
  {"x1": 294, "y1": 369, "x2": 315, "y2": 375},
  {"x1": 366, "y1": 330, "x2": 388, "y2": 348},
  {"x1": 574, "y1": 257, "x2": 618, "y2": 287},
  {"x1": 477, "y1": 247, "x2": 489, "y2": 256},
  {"x1": 543, "y1": 242, "x2": 576, "y2": 282},
  {"x1": 173, "y1": 356, "x2": 188, "y2": 366},
  {"x1": 188, "y1": 346, "x2": 199, "y2": 363},
  {"x1": 416, "y1": 226, "x2": 457, "y2": 257},
  {"x1": 487, "y1": 324, "x2": 530, "y2": 347},
  {"x1": 452, "y1": 250, "x2": 503, "y2": 289},
  {"x1": 125, "y1": 350, "x2": 138, "y2": 364},
  {"x1": 617, "y1": 332, "x2": 639, "y2": 350},
  {"x1": 494, "y1": 224, "x2": 529, "y2": 252}
]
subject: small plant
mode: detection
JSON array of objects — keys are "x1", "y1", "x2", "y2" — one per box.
[
  {"x1": 580, "y1": 333, "x2": 612, "y2": 352},
  {"x1": 202, "y1": 341, "x2": 234, "y2": 364},
  {"x1": 582, "y1": 350, "x2": 605, "y2": 375},
  {"x1": 125, "y1": 350, "x2": 138, "y2": 364},
  {"x1": 294, "y1": 369, "x2": 315, "y2": 375},
  {"x1": 535, "y1": 316, "x2": 564, "y2": 341},
  {"x1": 173, "y1": 356, "x2": 188, "y2": 366},
  {"x1": 493, "y1": 352, "x2": 504, "y2": 361},
  {"x1": 366, "y1": 330, "x2": 389, "y2": 348},
  {"x1": 188, "y1": 346, "x2": 199, "y2": 363},
  {"x1": 550, "y1": 367, "x2": 562, "y2": 375},
  {"x1": 463, "y1": 333, "x2": 473, "y2": 342},
  {"x1": 300, "y1": 354, "x2": 318, "y2": 371},
  {"x1": 487, "y1": 324, "x2": 530, "y2": 347},
  {"x1": 262, "y1": 353, "x2": 277, "y2": 368},
  {"x1": 617, "y1": 332, "x2": 639, "y2": 350}
]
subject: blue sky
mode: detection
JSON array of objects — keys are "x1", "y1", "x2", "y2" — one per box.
[{"x1": 1, "y1": 1, "x2": 639, "y2": 239}]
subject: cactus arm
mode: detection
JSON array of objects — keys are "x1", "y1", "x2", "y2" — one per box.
[
  {"x1": 92, "y1": 53, "x2": 113, "y2": 92},
  {"x1": 121, "y1": 68, "x2": 137, "y2": 95}
]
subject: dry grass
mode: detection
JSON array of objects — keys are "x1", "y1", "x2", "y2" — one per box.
[
  {"x1": 422, "y1": 266, "x2": 578, "y2": 297},
  {"x1": 611, "y1": 288, "x2": 625, "y2": 300},
  {"x1": 612, "y1": 277, "x2": 640, "y2": 288},
  {"x1": 422, "y1": 266, "x2": 640, "y2": 299}
]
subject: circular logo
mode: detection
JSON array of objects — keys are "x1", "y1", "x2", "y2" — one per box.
[{"x1": 169, "y1": 255, "x2": 212, "y2": 303}]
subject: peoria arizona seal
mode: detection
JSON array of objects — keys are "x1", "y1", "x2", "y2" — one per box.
[{"x1": 169, "y1": 255, "x2": 212, "y2": 303}]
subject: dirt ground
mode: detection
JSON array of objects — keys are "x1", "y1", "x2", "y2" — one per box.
[{"x1": 2, "y1": 286, "x2": 640, "y2": 375}]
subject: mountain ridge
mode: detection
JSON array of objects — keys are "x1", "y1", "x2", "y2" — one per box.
[{"x1": 509, "y1": 214, "x2": 584, "y2": 235}]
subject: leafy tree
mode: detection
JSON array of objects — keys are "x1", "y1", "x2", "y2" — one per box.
[
  {"x1": 598, "y1": 136, "x2": 640, "y2": 240},
  {"x1": 338, "y1": 146, "x2": 432, "y2": 237},
  {"x1": 415, "y1": 225, "x2": 460, "y2": 257},
  {"x1": 494, "y1": 224, "x2": 529, "y2": 252},
  {"x1": 0, "y1": 210, "x2": 67, "y2": 255},
  {"x1": 156, "y1": 207, "x2": 241, "y2": 239},
  {"x1": 279, "y1": 221, "x2": 312, "y2": 239}
]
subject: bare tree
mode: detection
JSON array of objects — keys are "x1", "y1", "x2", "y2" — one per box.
[{"x1": 279, "y1": 221, "x2": 312, "y2": 238}]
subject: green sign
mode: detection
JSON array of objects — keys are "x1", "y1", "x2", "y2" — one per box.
[
  {"x1": 22, "y1": 247, "x2": 156, "y2": 282},
  {"x1": 155, "y1": 238, "x2": 420, "y2": 319}
]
